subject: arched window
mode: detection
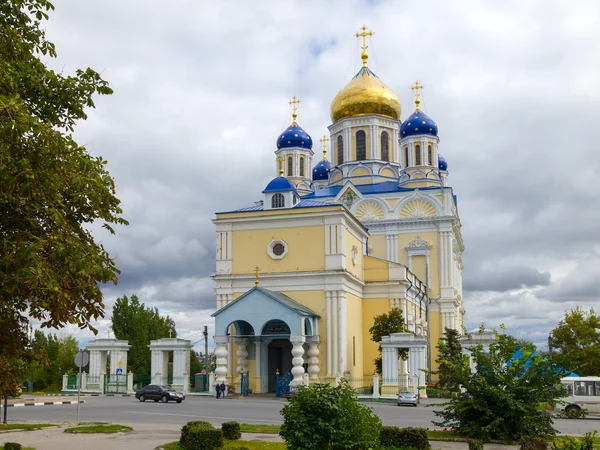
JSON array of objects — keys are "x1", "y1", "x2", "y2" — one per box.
[
  {"x1": 337, "y1": 135, "x2": 344, "y2": 164},
  {"x1": 299, "y1": 156, "x2": 305, "y2": 177},
  {"x1": 428, "y1": 145, "x2": 433, "y2": 166},
  {"x1": 272, "y1": 193, "x2": 285, "y2": 208},
  {"x1": 415, "y1": 144, "x2": 421, "y2": 165},
  {"x1": 381, "y1": 131, "x2": 389, "y2": 161},
  {"x1": 356, "y1": 130, "x2": 366, "y2": 161},
  {"x1": 404, "y1": 146, "x2": 409, "y2": 167},
  {"x1": 287, "y1": 156, "x2": 293, "y2": 176}
]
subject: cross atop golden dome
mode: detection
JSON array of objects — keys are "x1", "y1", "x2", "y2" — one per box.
[
  {"x1": 355, "y1": 25, "x2": 374, "y2": 67},
  {"x1": 330, "y1": 26, "x2": 401, "y2": 123}
]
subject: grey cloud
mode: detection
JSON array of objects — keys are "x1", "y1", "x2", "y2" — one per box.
[
  {"x1": 35, "y1": 0, "x2": 600, "y2": 347},
  {"x1": 464, "y1": 266, "x2": 551, "y2": 293}
]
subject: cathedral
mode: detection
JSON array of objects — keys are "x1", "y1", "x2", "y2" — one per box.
[{"x1": 211, "y1": 27, "x2": 464, "y2": 396}]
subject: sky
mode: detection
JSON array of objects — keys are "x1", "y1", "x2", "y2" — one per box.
[{"x1": 37, "y1": 0, "x2": 600, "y2": 352}]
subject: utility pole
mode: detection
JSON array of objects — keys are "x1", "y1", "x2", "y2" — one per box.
[
  {"x1": 548, "y1": 334, "x2": 553, "y2": 359},
  {"x1": 203, "y1": 326, "x2": 209, "y2": 370}
]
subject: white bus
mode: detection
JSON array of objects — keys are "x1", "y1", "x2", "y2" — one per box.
[{"x1": 557, "y1": 376, "x2": 600, "y2": 413}]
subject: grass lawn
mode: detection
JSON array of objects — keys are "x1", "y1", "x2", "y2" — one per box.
[
  {"x1": 239, "y1": 423, "x2": 281, "y2": 434},
  {"x1": 64, "y1": 423, "x2": 133, "y2": 434},
  {"x1": 158, "y1": 441, "x2": 285, "y2": 450},
  {"x1": 0, "y1": 423, "x2": 57, "y2": 431}
]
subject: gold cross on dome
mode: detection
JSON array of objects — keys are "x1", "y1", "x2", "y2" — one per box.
[
  {"x1": 411, "y1": 81, "x2": 424, "y2": 109},
  {"x1": 278, "y1": 155, "x2": 284, "y2": 177},
  {"x1": 320, "y1": 135, "x2": 330, "y2": 160},
  {"x1": 355, "y1": 25, "x2": 374, "y2": 66},
  {"x1": 254, "y1": 266, "x2": 260, "y2": 287},
  {"x1": 289, "y1": 96, "x2": 300, "y2": 122}
]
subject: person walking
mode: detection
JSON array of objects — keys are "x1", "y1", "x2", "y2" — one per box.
[
  {"x1": 219, "y1": 381, "x2": 226, "y2": 399},
  {"x1": 216, "y1": 381, "x2": 221, "y2": 399}
]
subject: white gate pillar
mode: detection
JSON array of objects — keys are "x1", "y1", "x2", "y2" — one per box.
[
  {"x1": 380, "y1": 332, "x2": 428, "y2": 399},
  {"x1": 306, "y1": 336, "x2": 320, "y2": 380},
  {"x1": 86, "y1": 338, "x2": 131, "y2": 394},
  {"x1": 290, "y1": 335, "x2": 306, "y2": 387},
  {"x1": 235, "y1": 338, "x2": 249, "y2": 380},
  {"x1": 148, "y1": 338, "x2": 191, "y2": 393},
  {"x1": 381, "y1": 346, "x2": 398, "y2": 397}
]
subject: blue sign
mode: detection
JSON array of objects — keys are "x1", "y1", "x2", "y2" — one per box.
[{"x1": 116, "y1": 368, "x2": 123, "y2": 375}]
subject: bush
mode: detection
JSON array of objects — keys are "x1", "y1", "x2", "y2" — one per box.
[
  {"x1": 280, "y1": 381, "x2": 381, "y2": 450},
  {"x1": 180, "y1": 421, "x2": 214, "y2": 447},
  {"x1": 552, "y1": 431, "x2": 598, "y2": 450},
  {"x1": 379, "y1": 426, "x2": 430, "y2": 450},
  {"x1": 221, "y1": 421, "x2": 241, "y2": 440},
  {"x1": 184, "y1": 423, "x2": 223, "y2": 450},
  {"x1": 557, "y1": 408, "x2": 588, "y2": 419},
  {"x1": 4, "y1": 443, "x2": 23, "y2": 450},
  {"x1": 468, "y1": 439, "x2": 484, "y2": 450},
  {"x1": 521, "y1": 437, "x2": 549, "y2": 450}
]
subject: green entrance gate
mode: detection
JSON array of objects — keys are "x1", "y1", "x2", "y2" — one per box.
[{"x1": 104, "y1": 374, "x2": 128, "y2": 394}]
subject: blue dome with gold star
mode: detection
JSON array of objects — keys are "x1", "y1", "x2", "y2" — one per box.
[
  {"x1": 277, "y1": 123, "x2": 313, "y2": 150},
  {"x1": 438, "y1": 154, "x2": 448, "y2": 171},
  {"x1": 400, "y1": 110, "x2": 438, "y2": 138},
  {"x1": 312, "y1": 159, "x2": 332, "y2": 181}
]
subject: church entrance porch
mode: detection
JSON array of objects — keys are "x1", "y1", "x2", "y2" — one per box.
[
  {"x1": 211, "y1": 286, "x2": 320, "y2": 394},
  {"x1": 267, "y1": 339, "x2": 292, "y2": 393}
]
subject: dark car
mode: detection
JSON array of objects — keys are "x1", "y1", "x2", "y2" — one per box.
[{"x1": 135, "y1": 384, "x2": 185, "y2": 403}]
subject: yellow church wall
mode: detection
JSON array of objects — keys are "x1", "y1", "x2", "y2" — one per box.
[
  {"x1": 331, "y1": 172, "x2": 343, "y2": 183},
  {"x1": 396, "y1": 231, "x2": 440, "y2": 297},
  {"x1": 411, "y1": 255, "x2": 427, "y2": 287},
  {"x1": 384, "y1": 198, "x2": 400, "y2": 210},
  {"x1": 345, "y1": 293, "x2": 364, "y2": 378},
  {"x1": 344, "y1": 229, "x2": 364, "y2": 280},
  {"x1": 367, "y1": 235, "x2": 386, "y2": 260},
  {"x1": 428, "y1": 310, "x2": 441, "y2": 380},
  {"x1": 352, "y1": 178, "x2": 375, "y2": 185},
  {"x1": 361, "y1": 297, "x2": 390, "y2": 376},
  {"x1": 363, "y1": 256, "x2": 390, "y2": 282},
  {"x1": 351, "y1": 167, "x2": 371, "y2": 177},
  {"x1": 217, "y1": 205, "x2": 342, "y2": 221},
  {"x1": 380, "y1": 168, "x2": 396, "y2": 178},
  {"x1": 231, "y1": 226, "x2": 325, "y2": 275}
]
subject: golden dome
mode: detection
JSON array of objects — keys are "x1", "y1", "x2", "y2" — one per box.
[{"x1": 330, "y1": 66, "x2": 401, "y2": 123}]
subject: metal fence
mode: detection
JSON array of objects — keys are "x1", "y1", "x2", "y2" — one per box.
[
  {"x1": 66, "y1": 375, "x2": 78, "y2": 390},
  {"x1": 104, "y1": 374, "x2": 128, "y2": 394}
]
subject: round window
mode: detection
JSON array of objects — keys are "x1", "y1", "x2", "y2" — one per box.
[{"x1": 273, "y1": 243, "x2": 285, "y2": 256}]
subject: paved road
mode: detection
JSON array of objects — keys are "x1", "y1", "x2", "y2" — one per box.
[{"x1": 4, "y1": 396, "x2": 599, "y2": 436}]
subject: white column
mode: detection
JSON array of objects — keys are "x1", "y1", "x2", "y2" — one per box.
[
  {"x1": 236, "y1": 338, "x2": 249, "y2": 378},
  {"x1": 370, "y1": 125, "x2": 377, "y2": 159},
  {"x1": 307, "y1": 338, "x2": 320, "y2": 380},
  {"x1": 345, "y1": 127, "x2": 351, "y2": 162},
  {"x1": 392, "y1": 129, "x2": 399, "y2": 163},
  {"x1": 215, "y1": 336, "x2": 229, "y2": 383},
  {"x1": 417, "y1": 347, "x2": 427, "y2": 398},
  {"x1": 381, "y1": 347, "x2": 398, "y2": 383},
  {"x1": 326, "y1": 291, "x2": 332, "y2": 375},
  {"x1": 332, "y1": 291, "x2": 339, "y2": 375},
  {"x1": 290, "y1": 336, "x2": 306, "y2": 387},
  {"x1": 338, "y1": 291, "x2": 347, "y2": 375},
  {"x1": 209, "y1": 372, "x2": 216, "y2": 395}
]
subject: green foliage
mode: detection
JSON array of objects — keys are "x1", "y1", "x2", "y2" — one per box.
[
  {"x1": 0, "y1": 0, "x2": 126, "y2": 394},
  {"x1": 183, "y1": 423, "x2": 223, "y2": 450},
  {"x1": 379, "y1": 426, "x2": 430, "y2": 450},
  {"x1": 64, "y1": 424, "x2": 132, "y2": 434},
  {"x1": 552, "y1": 432, "x2": 597, "y2": 450},
  {"x1": 468, "y1": 440, "x2": 483, "y2": 450},
  {"x1": 369, "y1": 308, "x2": 407, "y2": 374},
  {"x1": 180, "y1": 421, "x2": 213, "y2": 447},
  {"x1": 221, "y1": 422, "x2": 241, "y2": 440},
  {"x1": 111, "y1": 295, "x2": 176, "y2": 377},
  {"x1": 280, "y1": 381, "x2": 382, "y2": 450},
  {"x1": 550, "y1": 308, "x2": 600, "y2": 376},
  {"x1": 3, "y1": 443, "x2": 23, "y2": 450},
  {"x1": 521, "y1": 437, "x2": 549, "y2": 450},
  {"x1": 434, "y1": 327, "x2": 465, "y2": 394},
  {"x1": 434, "y1": 328, "x2": 566, "y2": 442},
  {"x1": 557, "y1": 408, "x2": 588, "y2": 419}
]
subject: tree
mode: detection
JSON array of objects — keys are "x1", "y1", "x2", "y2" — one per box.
[
  {"x1": 280, "y1": 381, "x2": 382, "y2": 450},
  {"x1": 0, "y1": 0, "x2": 126, "y2": 394},
  {"x1": 550, "y1": 307, "x2": 600, "y2": 376},
  {"x1": 434, "y1": 327, "x2": 465, "y2": 394},
  {"x1": 369, "y1": 308, "x2": 407, "y2": 374},
  {"x1": 434, "y1": 328, "x2": 566, "y2": 442},
  {"x1": 111, "y1": 294, "x2": 176, "y2": 377}
]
